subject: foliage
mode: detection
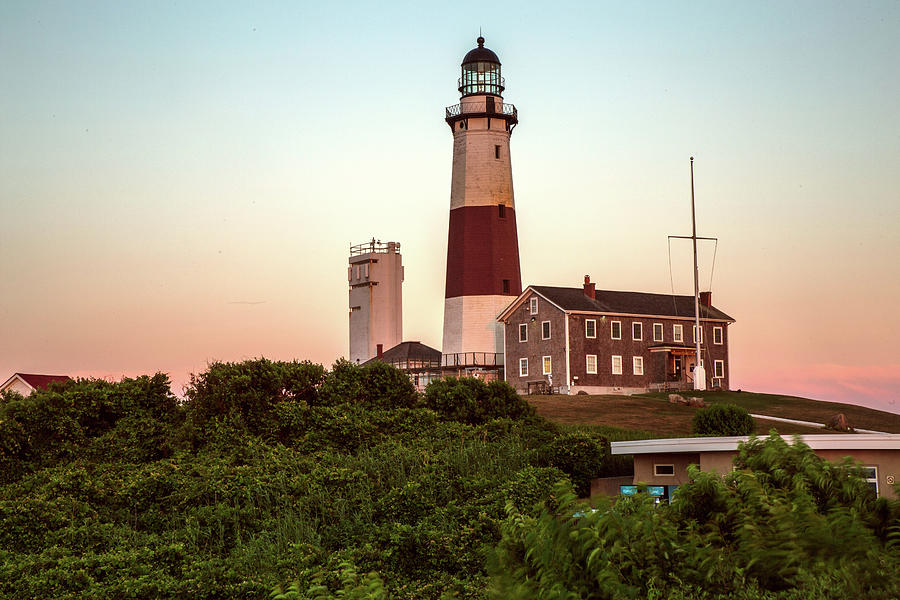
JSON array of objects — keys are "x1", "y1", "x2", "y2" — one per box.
[
  {"x1": 423, "y1": 377, "x2": 534, "y2": 425},
  {"x1": 489, "y1": 434, "x2": 900, "y2": 599},
  {"x1": 185, "y1": 358, "x2": 325, "y2": 437},
  {"x1": 692, "y1": 402, "x2": 754, "y2": 436},
  {"x1": 538, "y1": 431, "x2": 606, "y2": 497},
  {"x1": 4, "y1": 363, "x2": 898, "y2": 600}
]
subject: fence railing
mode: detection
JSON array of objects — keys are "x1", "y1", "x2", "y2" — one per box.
[
  {"x1": 441, "y1": 352, "x2": 503, "y2": 368},
  {"x1": 445, "y1": 102, "x2": 517, "y2": 120}
]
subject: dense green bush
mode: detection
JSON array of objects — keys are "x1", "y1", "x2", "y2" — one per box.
[
  {"x1": 539, "y1": 431, "x2": 606, "y2": 497},
  {"x1": 317, "y1": 359, "x2": 417, "y2": 409},
  {"x1": 692, "y1": 402, "x2": 754, "y2": 436},
  {"x1": 490, "y1": 434, "x2": 900, "y2": 599},
  {"x1": 423, "y1": 377, "x2": 534, "y2": 424}
]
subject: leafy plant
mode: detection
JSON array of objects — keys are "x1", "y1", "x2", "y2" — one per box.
[{"x1": 691, "y1": 403, "x2": 753, "y2": 436}]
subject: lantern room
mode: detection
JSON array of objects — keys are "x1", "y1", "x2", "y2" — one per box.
[{"x1": 458, "y1": 36, "x2": 504, "y2": 97}]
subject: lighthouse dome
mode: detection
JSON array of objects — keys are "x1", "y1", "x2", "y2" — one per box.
[
  {"x1": 459, "y1": 36, "x2": 504, "y2": 97},
  {"x1": 462, "y1": 36, "x2": 500, "y2": 65}
]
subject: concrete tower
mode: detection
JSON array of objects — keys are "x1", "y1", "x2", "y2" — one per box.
[
  {"x1": 441, "y1": 37, "x2": 522, "y2": 358},
  {"x1": 348, "y1": 239, "x2": 403, "y2": 364}
]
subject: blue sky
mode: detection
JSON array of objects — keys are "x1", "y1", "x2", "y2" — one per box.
[{"x1": 2, "y1": 1, "x2": 899, "y2": 409}]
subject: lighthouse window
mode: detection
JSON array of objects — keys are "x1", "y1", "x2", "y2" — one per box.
[
  {"x1": 498, "y1": 204, "x2": 506, "y2": 218},
  {"x1": 495, "y1": 145, "x2": 500, "y2": 159},
  {"x1": 503, "y1": 279, "x2": 510, "y2": 293}
]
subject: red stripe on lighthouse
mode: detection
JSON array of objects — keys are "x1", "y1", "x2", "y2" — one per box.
[{"x1": 445, "y1": 205, "x2": 522, "y2": 298}]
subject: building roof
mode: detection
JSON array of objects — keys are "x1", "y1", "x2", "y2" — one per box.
[
  {"x1": 365, "y1": 341, "x2": 442, "y2": 366},
  {"x1": 462, "y1": 37, "x2": 500, "y2": 65},
  {"x1": 1, "y1": 373, "x2": 72, "y2": 392},
  {"x1": 611, "y1": 434, "x2": 900, "y2": 455},
  {"x1": 525, "y1": 286, "x2": 734, "y2": 321}
]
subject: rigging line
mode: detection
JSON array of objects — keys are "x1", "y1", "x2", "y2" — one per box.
[
  {"x1": 708, "y1": 238, "x2": 719, "y2": 293},
  {"x1": 667, "y1": 236, "x2": 679, "y2": 316}
]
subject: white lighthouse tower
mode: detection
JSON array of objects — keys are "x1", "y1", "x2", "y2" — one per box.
[
  {"x1": 441, "y1": 37, "x2": 522, "y2": 361},
  {"x1": 348, "y1": 239, "x2": 403, "y2": 363}
]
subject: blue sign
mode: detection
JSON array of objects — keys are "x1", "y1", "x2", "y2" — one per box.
[
  {"x1": 620, "y1": 485, "x2": 638, "y2": 495},
  {"x1": 647, "y1": 486, "x2": 665, "y2": 497}
]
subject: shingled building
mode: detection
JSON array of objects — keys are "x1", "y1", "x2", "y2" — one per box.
[{"x1": 496, "y1": 276, "x2": 734, "y2": 395}]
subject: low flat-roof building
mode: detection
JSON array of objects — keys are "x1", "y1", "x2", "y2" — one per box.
[{"x1": 610, "y1": 434, "x2": 900, "y2": 500}]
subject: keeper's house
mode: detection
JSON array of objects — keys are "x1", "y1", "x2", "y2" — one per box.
[{"x1": 497, "y1": 276, "x2": 735, "y2": 395}]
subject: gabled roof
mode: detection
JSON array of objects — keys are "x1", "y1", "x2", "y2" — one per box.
[
  {"x1": 1, "y1": 373, "x2": 72, "y2": 393},
  {"x1": 365, "y1": 341, "x2": 442, "y2": 365},
  {"x1": 499, "y1": 286, "x2": 734, "y2": 322}
]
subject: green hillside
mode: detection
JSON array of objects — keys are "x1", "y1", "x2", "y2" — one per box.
[{"x1": 527, "y1": 390, "x2": 900, "y2": 437}]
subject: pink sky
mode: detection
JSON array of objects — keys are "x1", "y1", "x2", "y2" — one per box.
[{"x1": 3, "y1": 3, "x2": 899, "y2": 414}]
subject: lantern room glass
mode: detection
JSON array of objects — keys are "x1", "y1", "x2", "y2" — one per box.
[{"x1": 460, "y1": 61, "x2": 502, "y2": 96}]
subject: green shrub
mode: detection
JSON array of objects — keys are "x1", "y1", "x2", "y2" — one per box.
[
  {"x1": 691, "y1": 403, "x2": 753, "y2": 436},
  {"x1": 185, "y1": 359, "x2": 324, "y2": 437},
  {"x1": 317, "y1": 360, "x2": 417, "y2": 410},
  {"x1": 539, "y1": 432, "x2": 606, "y2": 497},
  {"x1": 423, "y1": 377, "x2": 534, "y2": 425}
]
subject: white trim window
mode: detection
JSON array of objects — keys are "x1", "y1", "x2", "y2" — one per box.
[
  {"x1": 541, "y1": 320, "x2": 551, "y2": 340},
  {"x1": 529, "y1": 297, "x2": 538, "y2": 315},
  {"x1": 519, "y1": 358, "x2": 528, "y2": 377},
  {"x1": 585, "y1": 319, "x2": 597, "y2": 338},
  {"x1": 633, "y1": 356, "x2": 644, "y2": 376},
  {"x1": 673, "y1": 324, "x2": 683, "y2": 343},
  {"x1": 611, "y1": 321, "x2": 622, "y2": 340},
  {"x1": 862, "y1": 466, "x2": 878, "y2": 495},
  {"x1": 693, "y1": 325, "x2": 704, "y2": 344},
  {"x1": 586, "y1": 354, "x2": 597, "y2": 374},
  {"x1": 653, "y1": 323, "x2": 663, "y2": 342},
  {"x1": 713, "y1": 326, "x2": 723, "y2": 345},
  {"x1": 714, "y1": 360, "x2": 724, "y2": 379},
  {"x1": 518, "y1": 323, "x2": 528, "y2": 342},
  {"x1": 542, "y1": 355, "x2": 552, "y2": 375},
  {"x1": 611, "y1": 355, "x2": 623, "y2": 375},
  {"x1": 632, "y1": 322, "x2": 643, "y2": 341},
  {"x1": 654, "y1": 464, "x2": 675, "y2": 476}
]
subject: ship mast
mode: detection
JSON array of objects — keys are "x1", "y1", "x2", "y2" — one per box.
[{"x1": 689, "y1": 157, "x2": 705, "y2": 390}]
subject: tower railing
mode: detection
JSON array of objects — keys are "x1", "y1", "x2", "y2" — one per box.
[
  {"x1": 445, "y1": 102, "x2": 517, "y2": 120},
  {"x1": 440, "y1": 352, "x2": 503, "y2": 368},
  {"x1": 349, "y1": 240, "x2": 400, "y2": 256}
]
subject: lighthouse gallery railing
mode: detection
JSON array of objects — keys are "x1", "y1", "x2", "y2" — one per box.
[{"x1": 445, "y1": 102, "x2": 517, "y2": 120}]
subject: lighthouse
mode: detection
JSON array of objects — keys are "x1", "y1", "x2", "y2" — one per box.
[{"x1": 441, "y1": 37, "x2": 522, "y2": 360}]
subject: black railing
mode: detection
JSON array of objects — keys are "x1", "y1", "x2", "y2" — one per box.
[
  {"x1": 445, "y1": 102, "x2": 517, "y2": 120},
  {"x1": 441, "y1": 352, "x2": 503, "y2": 368}
]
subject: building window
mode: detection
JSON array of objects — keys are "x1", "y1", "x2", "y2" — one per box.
[
  {"x1": 542, "y1": 321, "x2": 551, "y2": 340},
  {"x1": 654, "y1": 464, "x2": 675, "y2": 476},
  {"x1": 495, "y1": 144, "x2": 501, "y2": 159},
  {"x1": 503, "y1": 279, "x2": 510, "y2": 293},
  {"x1": 586, "y1": 354, "x2": 597, "y2": 374},
  {"x1": 632, "y1": 322, "x2": 642, "y2": 341},
  {"x1": 498, "y1": 203, "x2": 506, "y2": 218},
  {"x1": 673, "y1": 324, "x2": 683, "y2": 343},
  {"x1": 542, "y1": 355, "x2": 552, "y2": 375},
  {"x1": 633, "y1": 356, "x2": 644, "y2": 375},
  {"x1": 862, "y1": 466, "x2": 878, "y2": 495},
  {"x1": 519, "y1": 358, "x2": 528, "y2": 377},
  {"x1": 611, "y1": 321, "x2": 621, "y2": 340},
  {"x1": 518, "y1": 323, "x2": 527, "y2": 342},
  {"x1": 611, "y1": 355, "x2": 622, "y2": 375},
  {"x1": 713, "y1": 326, "x2": 723, "y2": 345},
  {"x1": 653, "y1": 323, "x2": 663, "y2": 342},
  {"x1": 714, "y1": 360, "x2": 724, "y2": 379},
  {"x1": 693, "y1": 325, "x2": 704, "y2": 344},
  {"x1": 529, "y1": 297, "x2": 538, "y2": 315},
  {"x1": 585, "y1": 319, "x2": 596, "y2": 338}
]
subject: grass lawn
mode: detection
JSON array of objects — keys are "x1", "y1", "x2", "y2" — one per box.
[{"x1": 528, "y1": 391, "x2": 900, "y2": 438}]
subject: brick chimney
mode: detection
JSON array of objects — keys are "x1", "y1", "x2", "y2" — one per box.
[
  {"x1": 699, "y1": 291, "x2": 712, "y2": 307},
  {"x1": 376, "y1": 343, "x2": 383, "y2": 359},
  {"x1": 583, "y1": 275, "x2": 595, "y2": 299}
]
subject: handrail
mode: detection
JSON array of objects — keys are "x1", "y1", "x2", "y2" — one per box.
[{"x1": 445, "y1": 102, "x2": 517, "y2": 119}]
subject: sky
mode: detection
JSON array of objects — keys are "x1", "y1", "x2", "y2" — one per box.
[{"x1": 2, "y1": 1, "x2": 899, "y2": 412}]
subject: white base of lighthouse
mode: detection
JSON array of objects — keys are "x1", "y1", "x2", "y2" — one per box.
[{"x1": 441, "y1": 295, "x2": 513, "y2": 356}]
